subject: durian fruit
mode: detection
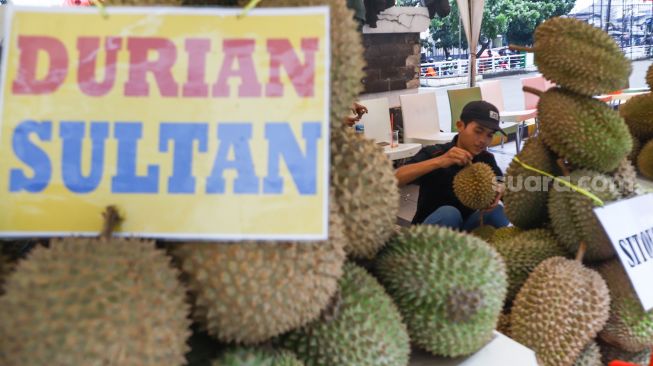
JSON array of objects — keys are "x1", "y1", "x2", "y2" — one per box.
[
  {"x1": 212, "y1": 347, "x2": 303, "y2": 366},
  {"x1": 534, "y1": 87, "x2": 632, "y2": 173},
  {"x1": 497, "y1": 311, "x2": 511, "y2": 337},
  {"x1": 598, "y1": 259, "x2": 653, "y2": 352},
  {"x1": 104, "y1": 0, "x2": 183, "y2": 4},
  {"x1": 548, "y1": 169, "x2": 622, "y2": 262},
  {"x1": 0, "y1": 238, "x2": 191, "y2": 366},
  {"x1": 240, "y1": 0, "x2": 365, "y2": 129},
  {"x1": 172, "y1": 209, "x2": 346, "y2": 344},
  {"x1": 493, "y1": 229, "x2": 567, "y2": 305},
  {"x1": 504, "y1": 137, "x2": 560, "y2": 229},
  {"x1": 471, "y1": 225, "x2": 496, "y2": 242},
  {"x1": 621, "y1": 93, "x2": 653, "y2": 141},
  {"x1": 375, "y1": 226, "x2": 507, "y2": 357},
  {"x1": 510, "y1": 257, "x2": 611, "y2": 366},
  {"x1": 647, "y1": 63, "x2": 653, "y2": 89},
  {"x1": 331, "y1": 128, "x2": 399, "y2": 259},
  {"x1": 612, "y1": 158, "x2": 640, "y2": 197},
  {"x1": 453, "y1": 162, "x2": 498, "y2": 210},
  {"x1": 279, "y1": 262, "x2": 411, "y2": 366},
  {"x1": 573, "y1": 341, "x2": 602, "y2": 366},
  {"x1": 0, "y1": 252, "x2": 14, "y2": 295},
  {"x1": 490, "y1": 226, "x2": 523, "y2": 244},
  {"x1": 637, "y1": 139, "x2": 653, "y2": 180},
  {"x1": 630, "y1": 134, "x2": 642, "y2": 165},
  {"x1": 599, "y1": 339, "x2": 652, "y2": 366},
  {"x1": 512, "y1": 17, "x2": 630, "y2": 96}
]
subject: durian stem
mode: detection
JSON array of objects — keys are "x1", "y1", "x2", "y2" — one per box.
[
  {"x1": 479, "y1": 215, "x2": 484, "y2": 227},
  {"x1": 522, "y1": 86, "x2": 544, "y2": 97},
  {"x1": 575, "y1": 242, "x2": 587, "y2": 262},
  {"x1": 557, "y1": 158, "x2": 571, "y2": 177},
  {"x1": 509, "y1": 45, "x2": 534, "y2": 53},
  {"x1": 101, "y1": 205, "x2": 122, "y2": 241}
]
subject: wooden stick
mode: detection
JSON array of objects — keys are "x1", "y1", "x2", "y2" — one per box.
[
  {"x1": 522, "y1": 86, "x2": 544, "y2": 97},
  {"x1": 576, "y1": 242, "x2": 587, "y2": 262},
  {"x1": 101, "y1": 205, "x2": 122, "y2": 241},
  {"x1": 509, "y1": 45, "x2": 534, "y2": 53},
  {"x1": 557, "y1": 158, "x2": 571, "y2": 177}
]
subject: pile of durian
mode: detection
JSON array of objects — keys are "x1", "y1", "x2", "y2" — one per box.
[
  {"x1": 495, "y1": 17, "x2": 653, "y2": 366},
  {"x1": 0, "y1": 4, "x2": 652, "y2": 366},
  {"x1": 621, "y1": 63, "x2": 653, "y2": 180}
]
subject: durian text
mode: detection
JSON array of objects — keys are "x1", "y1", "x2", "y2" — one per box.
[
  {"x1": 618, "y1": 227, "x2": 653, "y2": 268},
  {"x1": 8, "y1": 120, "x2": 321, "y2": 195},
  {"x1": 12, "y1": 35, "x2": 318, "y2": 98}
]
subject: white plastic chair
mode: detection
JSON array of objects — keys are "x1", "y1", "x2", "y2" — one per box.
[
  {"x1": 359, "y1": 97, "x2": 392, "y2": 143},
  {"x1": 479, "y1": 80, "x2": 535, "y2": 153},
  {"x1": 399, "y1": 92, "x2": 457, "y2": 145},
  {"x1": 358, "y1": 97, "x2": 422, "y2": 161}
]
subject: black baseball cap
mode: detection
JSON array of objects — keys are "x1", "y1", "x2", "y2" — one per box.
[{"x1": 460, "y1": 100, "x2": 507, "y2": 136}]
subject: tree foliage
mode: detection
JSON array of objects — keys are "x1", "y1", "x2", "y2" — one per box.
[{"x1": 427, "y1": 0, "x2": 576, "y2": 56}]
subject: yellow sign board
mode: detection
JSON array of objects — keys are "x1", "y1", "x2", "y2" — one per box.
[{"x1": 0, "y1": 6, "x2": 330, "y2": 240}]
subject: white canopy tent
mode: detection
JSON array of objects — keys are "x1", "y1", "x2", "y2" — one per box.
[{"x1": 456, "y1": 0, "x2": 485, "y2": 87}]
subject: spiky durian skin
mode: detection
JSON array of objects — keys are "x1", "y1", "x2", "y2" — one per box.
[
  {"x1": 375, "y1": 226, "x2": 507, "y2": 357},
  {"x1": 621, "y1": 93, "x2": 653, "y2": 142},
  {"x1": 538, "y1": 88, "x2": 632, "y2": 173},
  {"x1": 532, "y1": 17, "x2": 631, "y2": 96},
  {"x1": 612, "y1": 158, "x2": 640, "y2": 197},
  {"x1": 0, "y1": 251, "x2": 14, "y2": 295},
  {"x1": 173, "y1": 210, "x2": 346, "y2": 344},
  {"x1": 573, "y1": 341, "x2": 602, "y2": 366},
  {"x1": 490, "y1": 226, "x2": 523, "y2": 244},
  {"x1": 0, "y1": 238, "x2": 191, "y2": 366},
  {"x1": 599, "y1": 339, "x2": 652, "y2": 366},
  {"x1": 493, "y1": 229, "x2": 567, "y2": 305},
  {"x1": 239, "y1": 0, "x2": 365, "y2": 129},
  {"x1": 598, "y1": 259, "x2": 653, "y2": 352},
  {"x1": 510, "y1": 257, "x2": 610, "y2": 366},
  {"x1": 471, "y1": 225, "x2": 496, "y2": 241},
  {"x1": 548, "y1": 169, "x2": 622, "y2": 262},
  {"x1": 453, "y1": 162, "x2": 497, "y2": 211},
  {"x1": 212, "y1": 348, "x2": 304, "y2": 366},
  {"x1": 637, "y1": 139, "x2": 653, "y2": 180},
  {"x1": 331, "y1": 128, "x2": 399, "y2": 259},
  {"x1": 279, "y1": 263, "x2": 411, "y2": 366},
  {"x1": 504, "y1": 137, "x2": 560, "y2": 229}
]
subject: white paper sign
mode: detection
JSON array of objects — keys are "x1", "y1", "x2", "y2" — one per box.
[
  {"x1": 409, "y1": 331, "x2": 539, "y2": 366},
  {"x1": 594, "y1": 193, "x2": 653, "y2": 311}
]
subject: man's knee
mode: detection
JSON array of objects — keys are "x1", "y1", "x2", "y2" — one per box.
[
  {"x1": 424, "y1": 206, "x2": 463, "y2": 228},
  {"x1": 484, "y1": 205, "x2": 510, "y2": 228}
]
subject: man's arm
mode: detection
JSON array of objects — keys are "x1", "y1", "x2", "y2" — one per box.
[
  {"x1": 396, "y1": 146, "x2": 473, "y2": 187},
  {"x1": 396, "y1": 157, "x2": 445, "y2": 187}
]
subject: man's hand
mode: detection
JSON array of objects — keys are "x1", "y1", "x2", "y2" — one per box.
[
  {"x1": 482, "y1": 182, "x2": 505, "y2": 213},
  {"x1": 352, "y1": 102, "x2": 368, "y2": 117},
  {"x1": 344, "y1": 115, "x2": 361, "y2": 127},
  {"x1": 438, "y1": 146, "x2": 473, "y2": 168}
]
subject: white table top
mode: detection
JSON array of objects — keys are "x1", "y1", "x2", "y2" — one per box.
[
  {"x1": 500, "y1": 109, "x2": 537, "y2": 123},
  {"x1": 596, "y1": 90, "x2": 649, "y2": 103},
  {"x1": 384, "y1": 143, "x2": 422, "y2": 161}
]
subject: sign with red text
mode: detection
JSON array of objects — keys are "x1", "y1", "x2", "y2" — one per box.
[{"x1": 0, "y1": 5, "x2": 330, "y2": 240}]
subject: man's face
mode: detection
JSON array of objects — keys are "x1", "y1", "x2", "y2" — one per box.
[{"x1": 456, "y1": 121, "x2": 496, "y2": 155}]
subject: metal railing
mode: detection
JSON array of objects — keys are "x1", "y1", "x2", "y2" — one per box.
[
  {"x1": 420, "y1": 45, "x2": 651, "y2": 79},
  {"x1": 420, "y1": 54, "x2": 530, "y2": 78}
]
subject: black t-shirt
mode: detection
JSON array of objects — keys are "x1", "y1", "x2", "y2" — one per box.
[{"x1": 409, "y1": 135, "x2": 503, "y2": 224}]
